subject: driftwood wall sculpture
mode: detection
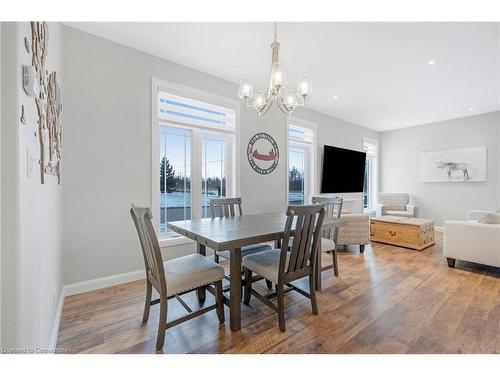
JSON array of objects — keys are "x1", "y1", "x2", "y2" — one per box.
[{"x1": 30, "y1": 21, "x2": 62, "y2": 184}]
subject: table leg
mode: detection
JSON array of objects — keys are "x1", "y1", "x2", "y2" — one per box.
[
  {"x1": 229, "y1": 247, "x2": 242, "y2": 331},
  {"x1": 196, "y1": 243, "x2": 207, "y2": 303},
  {"x1": 315, "y1": 242, "x2": 322, "y2": 291}
]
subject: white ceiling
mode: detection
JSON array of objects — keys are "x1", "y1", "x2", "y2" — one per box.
[{"x1": 65, "y1": 22, "x2": 500, "y2": 131}]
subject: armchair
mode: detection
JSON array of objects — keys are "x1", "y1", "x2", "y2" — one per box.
[
  {"x1": 336, "y1": 214, "x2": 370, "y2": 253},
  {"x1": 376, "y1": 193, "x2": 419, "y2": 218}
]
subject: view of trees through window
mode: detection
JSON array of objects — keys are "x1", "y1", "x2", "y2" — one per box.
[
  {"x1": 159, "y1": 127, "x2": 230, "y2": 233},
  {"x1": 202, "y1": 134, "x2": 227, "y2": 218},
  {"x1": 159, "y1": 126, "x2": 192, "y2": 234},
  {"x1": 288, "y1": 146, "x2": 305, "y2": 204}
]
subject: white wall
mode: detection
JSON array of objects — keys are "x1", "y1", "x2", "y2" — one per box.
[
  {"x1": 1, "y1": 22, "x2": 63, "y2": 350},
  {"x1": 380, "y1": 111, "x2": 500, "y2": 226},
  {"x1": 61, "y1": 25, "x2": 378, "y2": 285}
]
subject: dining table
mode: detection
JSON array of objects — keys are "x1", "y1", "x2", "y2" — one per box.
[{"x1": 167, "y1": 212, "x2": 347, "y2": 331}]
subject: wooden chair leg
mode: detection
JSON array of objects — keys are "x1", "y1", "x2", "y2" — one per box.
[
  {"x1": 156, "y1": 298, "x2": 168, "y2": 351},
  {"x1": 309, "y1": 274, "x2": 319, "y2": 315},
  {"x1": 215, "y1": 280, "x2": 225, "y2": 323},
  {"x1": 277, "y1": 283, "x2": 286, "y2": 332},
  {"x1": 143, "y1": 280, "x2": 152, "y2": 322},
  {"x1": 360, "y1": 245, "x2": 365, "y2": 253},
  {"x1": 243, "y1": 268, "x2": 252, "y2": 305},
  {"x1": 265, "y1": 279, "x2": 273, "y2": 289},
  {"x1": 332, "y1": 249, "x2": 339, "y2": 277}
]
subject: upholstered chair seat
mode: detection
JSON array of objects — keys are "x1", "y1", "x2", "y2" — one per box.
[
  {"x1": 217, "y1": 243, "x2": 273, "y2": 261},
  {"x1": 385, "y1": 210, "x2": 415, "y2": 217},
  {"x1": 288, "y1": 237, "x2": 335, "y2": 253},
  {"x1": 242, "y1": 249, "x2": 290, "y2": 285},
  {"x1": 164, "y1": 254, "x2": 225, "y2": 297}
]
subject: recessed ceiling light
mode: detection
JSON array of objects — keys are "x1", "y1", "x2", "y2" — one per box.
[
  {"x1": 469, "y1": 107, "x2": 475, "y2": 111},
  {"x1": 427, "y1": 60, "x2": 436, "y2": 65},
  {"x1": 333, "y1": 95, "x2": 339, "y2": 99}
]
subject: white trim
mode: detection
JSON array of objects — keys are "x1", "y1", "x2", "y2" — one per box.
[
  {"x1": 151, "y1": 77, "x2": 240, "y2": 237},
  {"x1": 435, "y1": 226, "x2": 444, "y2": 232},
  {"x1": 286, "y1": 116, "x2": 318, "y2": 204},
  {"x1": 48, "y1": 289, "x2": 65, "y2": 352},
  {"x1": 363, "y1": 137, "x2": 379, "y2": 211},
  {"x1": 50, "y1": 270, "x2": 148, "y2": 347},
  {"x1": 63, "y1": 269, "x2": 145, "y2": 297}
]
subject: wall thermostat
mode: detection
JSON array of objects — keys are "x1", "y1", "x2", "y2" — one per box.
[{"x1": 22, "y1": 65, "x2": 40, "y2": 98}]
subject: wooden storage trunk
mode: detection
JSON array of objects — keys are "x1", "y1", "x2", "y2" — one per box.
[{"x1": 370, "y1": 216, "x2": 435, "y2": 250}]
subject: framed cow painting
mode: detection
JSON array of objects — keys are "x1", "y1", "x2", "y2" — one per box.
[{"x1": 420, "y1": 146, "x2": 487, "y2": 182}]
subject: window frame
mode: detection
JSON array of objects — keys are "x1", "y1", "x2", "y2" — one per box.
[
  {"x1": 151, "y1": 78, "x2": 240, "y2": 245},
  {"x1": 362, "y1": 137, "x2": 379, "y2": 212},
  {"x1": 286, "y1": 117, "x2": 317, "y2": 206}
]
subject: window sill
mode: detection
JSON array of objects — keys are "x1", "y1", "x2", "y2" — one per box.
[{"x1": 159, "y1": 236, "x2": 194, "y2": 248}]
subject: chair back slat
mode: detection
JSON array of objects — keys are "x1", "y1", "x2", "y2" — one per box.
[
  {"x1": 280, "y1": 205, "x2": 325, "y2": 280},
  {"x1": 210, "y1": 197, "x2": 243, "y2": 218},
  {"x1": 130, "y1": 205, "x2": 167, "y2": 294},
  {"x1": 312, "y1": 196, "x2": 343, "y2": 240}
]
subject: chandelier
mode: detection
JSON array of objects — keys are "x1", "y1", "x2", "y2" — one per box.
[{"x1": 238, "y1": 23, "x2": 312, "y2": 117}]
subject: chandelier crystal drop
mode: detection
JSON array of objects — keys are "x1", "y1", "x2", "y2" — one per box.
[{"x1": 238, "y1": 22, "x2": 312, "y2": 117}]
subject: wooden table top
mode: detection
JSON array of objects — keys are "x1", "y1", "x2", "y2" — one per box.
[
  {"x1": 167, "y1": 212, "x2": 346, "y2": 251},
  {"x1": 370, "y1": 215, "x2": 435, "y2": 226}
]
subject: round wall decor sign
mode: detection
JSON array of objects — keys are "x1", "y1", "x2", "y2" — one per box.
[{"x1": 247, "y1": 132, "x2": 279, "y2": 175}]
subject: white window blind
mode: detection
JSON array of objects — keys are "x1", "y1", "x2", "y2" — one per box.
[
  {"x1": 158, "y1": 91, "x2": 235, "y2": 129},
  {"x1": 289, "y1": 124, "x2": 314, "y2": 144}
]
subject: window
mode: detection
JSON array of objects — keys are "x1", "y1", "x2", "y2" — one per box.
[
  {"x1": 153, "y1": 80, "x2": 237, "y2": 239},
  {"x1": 288, "y1": 119, "x2": 316, "y2": 205},
  {"x1": 159, "y1": 127, "x2": 191, "y2": 234},
  {"x1": 202, "y1": 133, "x2": 227, "y2": 218},
  {"x1": 363, "y1": 138, "x2": 378, "y2": 210}
]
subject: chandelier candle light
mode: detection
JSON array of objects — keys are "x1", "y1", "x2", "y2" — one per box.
[{"x1": 238, "y1": 22, "x2": 312, "y2": 116}]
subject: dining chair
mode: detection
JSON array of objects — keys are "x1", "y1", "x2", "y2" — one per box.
[
  {"x1": 130, "y1": 204, "x2": 225, "y2": 351},
  {"x1": 242, "y1": 204, "x2": 326, "y2": 332},
  {"x1": 311, "y1": 196, "x2": 343, "y2": 276},
  {"x1": 210, "y1": 197, "x2": 273, "y2": 289}
]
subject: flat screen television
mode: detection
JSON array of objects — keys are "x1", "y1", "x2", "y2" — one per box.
[{"x1": 320, "y1": 145, "x2": 366, "y2": 193}]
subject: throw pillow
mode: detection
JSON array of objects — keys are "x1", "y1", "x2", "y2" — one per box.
[{"x1": 479, "y1": 213, "x2": 500, "y2": 224}]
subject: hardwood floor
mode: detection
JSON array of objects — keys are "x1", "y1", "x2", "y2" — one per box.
[{"x1": 57, "y1": 233, "x2": 500, "y2": 354}]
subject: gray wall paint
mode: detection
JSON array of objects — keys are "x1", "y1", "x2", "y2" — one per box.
[
  {"x1": 380, "y1": 111, "x2": 500, "y2": 226},
  {"x1": 1, "y1": 22, "x2": 63, "y2": 349},
  {"x1": 61, "y1": 26, "x2": 378, "y2": 285},
  {"x1": 0, "y1": 21, "x2": 21, "y2": 348}
]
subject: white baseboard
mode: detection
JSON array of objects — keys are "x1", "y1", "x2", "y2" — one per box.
[
  {"x1": 63, "y1": 269, "x2": 145, "y2": 297},
  {"x1": 52, "y1": 251, "x2": 210, "y2": 347},
  {"x1": 47, "y1": 269, "x2": 145, "y2": 351},
  {"x1": 48, "y1": 290, "x2": 65, "y2": 352}
]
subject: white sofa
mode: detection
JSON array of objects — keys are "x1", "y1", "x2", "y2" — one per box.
[{"x1": 443, "y1": 211, "x2": 500, "y2": 268}]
